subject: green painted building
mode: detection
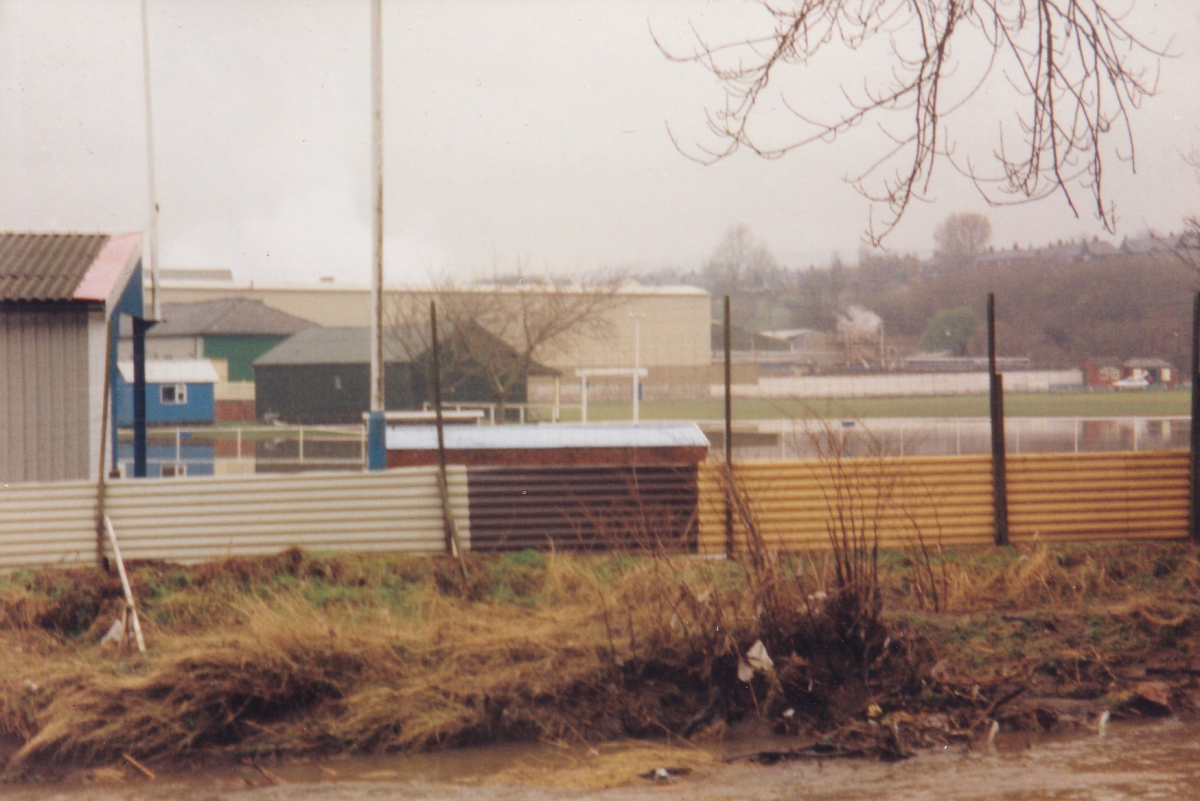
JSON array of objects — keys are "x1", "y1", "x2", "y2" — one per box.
[{"x1": 120, "y1": 298, "x2": 315, "y2": 380}]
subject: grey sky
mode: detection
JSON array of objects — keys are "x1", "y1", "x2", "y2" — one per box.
[{"x1": 0, "y1": 0, "x2": 1197, "y2": 285}]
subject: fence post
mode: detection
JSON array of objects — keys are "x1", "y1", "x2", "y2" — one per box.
[
  {"x1": 1189, "y1": 292, "x2": 1200, "y2": 543},
  {"x1": 431, "y1": 301, "x2": 469, "y2": 573},
  {"x1": 724, "y1": 295, "x2": 734, "y2": 558},
  {"x1": 988, "y1": 293, "x2": 1010, "y2": 546}
]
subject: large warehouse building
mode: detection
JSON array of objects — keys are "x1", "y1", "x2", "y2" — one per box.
[{"x1": 156, "y1": 279, "x2": 712, "y2": 402}]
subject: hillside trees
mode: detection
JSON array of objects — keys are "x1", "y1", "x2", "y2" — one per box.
[{"x1": 919, "y1": 307, "x2": 982, "y2": 356}]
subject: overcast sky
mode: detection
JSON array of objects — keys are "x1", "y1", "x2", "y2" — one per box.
[{"x1": 0, "y1": 0, "x2": 1198, "y2": 286}]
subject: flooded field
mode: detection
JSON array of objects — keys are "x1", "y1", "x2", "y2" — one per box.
[{"x1": 9, "y1": 717, "x2": 1199, "y2": 801}]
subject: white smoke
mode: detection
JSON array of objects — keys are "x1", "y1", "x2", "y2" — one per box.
[{"x1": 836, "y1": 305, "x2": 883, "y2": 343}]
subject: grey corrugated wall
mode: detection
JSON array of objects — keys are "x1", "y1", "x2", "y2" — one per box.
[{"x1": 0, "y1": 305, "x2": 92, "y2": 483}]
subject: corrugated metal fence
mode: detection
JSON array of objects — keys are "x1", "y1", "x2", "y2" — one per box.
[
  {"x1": 698, "y1": 450, "x2": 1190, "y2": 554},
  {"x1": 0, "y1": 451, "x2": 1190, "y2": 571},
  {"x1": 0, "y1": 467, "x2": 468, "y2": 571}
]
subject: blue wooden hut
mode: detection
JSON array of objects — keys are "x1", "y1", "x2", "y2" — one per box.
[{"x1": 115, "y1": 359, "x2": 219, "y2": 426}]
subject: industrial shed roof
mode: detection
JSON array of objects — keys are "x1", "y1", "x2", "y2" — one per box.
[
  {"x1": 255, "y1": 324, "x2": 559, "y2": 376},
  {"x1": 254, "y1": 327, "x2": 409, "y2": 366},
  {"x1": 386, "y1": 423, "x2": 710, "y2": 452},
  {"x1": 117, "y1": 359, "x2": 221, "y2": 384},
  {"x1": 120, "y1": 298, "x2": 314, "y2": 338},
  {"x1": 0, "y1": 232, "x2": 141, "y2": 303}
]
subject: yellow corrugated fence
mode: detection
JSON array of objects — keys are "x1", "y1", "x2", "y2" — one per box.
[{"x1": 699, "y1": 450, "x2": 1189, "y2": 554}]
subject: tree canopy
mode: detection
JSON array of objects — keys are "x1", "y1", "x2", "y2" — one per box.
[{"x1": 934, "y1": 213, "x2": 992, "y2": 265}]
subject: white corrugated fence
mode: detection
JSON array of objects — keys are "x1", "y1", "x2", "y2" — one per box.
[{"x1": 0, "y1": 467, "x2": 469, "y2": 571}]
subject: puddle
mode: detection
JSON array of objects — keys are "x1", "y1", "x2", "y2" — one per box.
[{"x1": 5, "y1": 717, "x2": 1199, "y2": 800}]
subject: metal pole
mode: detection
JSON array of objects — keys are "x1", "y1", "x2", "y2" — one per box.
[
  {"x1": 237, "y1": 427, "x2": 243, "y2": 461},
  {"x1": 366, "y1": 0, "x2": 387, "y2": 470},
  {"x1": 139, "y1": 0, "x2": 161, "y2": 321},
  {"x1": 132, "y1": 318, "x2": 148, "y2": 477},
  {"x1": 988, "y1": 293, "x2": 1009, "y2": 546},
  {"x1": 581, "y1": 375, "x2": 588, "y2": 424},
  {"x1": 1189, "y1": 292, "x2": 1200, "y2": 542},
  {"x1": 632, "y1": 313, "x2": 643, "y2": 423}
]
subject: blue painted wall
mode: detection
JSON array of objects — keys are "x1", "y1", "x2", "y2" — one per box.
[{"x1": 114, "y1": 375, "x2": 216, "y2": 426}]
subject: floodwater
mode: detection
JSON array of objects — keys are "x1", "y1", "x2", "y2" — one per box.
[
  {"x1": 9, "y1": 717, "x2": 1200, "y2": 801},
  {"x1": 740, "y1": 416, "x2": 1191, "y2": 460}
]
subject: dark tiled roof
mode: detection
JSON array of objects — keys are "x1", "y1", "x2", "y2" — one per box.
[
  {"x1": 254, "y1": 324, "x2": 559, "y2": 376},
  {"x1": 0, "y1": 233, "x2": 109, "y2": 301},
  {"x1": 143, "y1": 298, "x2": 314, "y2": 337},
  {"x1": 253, "y1": 327, "x2": 410, "y2": 366}
]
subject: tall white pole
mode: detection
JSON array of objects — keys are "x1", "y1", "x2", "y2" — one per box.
[
  {"x1": 366, "y1": 0, "x2": 386, "y2": 469},
  {"x1": 369, "y1": 0, "x2": 384, "y2": 413},
  {"x1": 139, "y1": 0, "x2": 160, "y2": 320}
]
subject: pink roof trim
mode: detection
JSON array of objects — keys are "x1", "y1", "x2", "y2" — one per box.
[{"x1": 72, "y1": 231, "x2": 142, "y2": 302}]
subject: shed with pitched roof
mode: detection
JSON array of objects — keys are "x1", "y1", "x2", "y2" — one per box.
[{"x1": 0, "y1": 232, "x2": 145, "y2": 482}]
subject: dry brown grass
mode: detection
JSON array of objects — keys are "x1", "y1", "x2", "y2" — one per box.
[
  {"x1": 0, "y1": 550, "x2": 805, "y2": 773},
  {"x1": 2, "y1": 540, "x2": 1197, "y2": 775}
]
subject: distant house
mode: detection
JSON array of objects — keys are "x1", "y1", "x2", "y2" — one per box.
[
  {"x1": 253, "y1": 324, "x2": 557, "y2": 424},
  {"x1": 1083, "y1": 357, "x2": 1177, "y2": 388},
  {"x1": 0, "y1": 232, "x2": 147, "y2": 482},
  {"x1": 114, "y1": 360, "x2": 220, "y2": 426},
  {"x1": 1124, "y1": 357, "x2": 1177, "y2": 388},
  {"x1": 1082, "y1": 357, "x2": 1124, "y2": 388}
]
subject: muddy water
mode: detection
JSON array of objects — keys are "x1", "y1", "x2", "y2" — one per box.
[{"x1": 8, "y1": 718, "x2": 1200, "y2": 801}]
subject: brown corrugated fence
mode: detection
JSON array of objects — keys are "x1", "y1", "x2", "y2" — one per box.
[{"x1": 467, "y1": 464, "x2": 698, "y2": 552}]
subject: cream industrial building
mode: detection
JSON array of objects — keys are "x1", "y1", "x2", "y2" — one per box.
[{"x1": 154, "y1": 278, "x2": 713, "y2": 406}]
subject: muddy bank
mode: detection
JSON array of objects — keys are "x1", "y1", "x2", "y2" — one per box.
[{"x1": 0, "y1": 542, "x2": 1197, "y2": 781}]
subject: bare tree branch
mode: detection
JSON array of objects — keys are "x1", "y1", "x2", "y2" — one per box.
[{"x1": 656, "y1": 0, "x2": 1164, "y2": 244}]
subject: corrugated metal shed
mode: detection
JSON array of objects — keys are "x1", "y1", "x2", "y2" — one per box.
[
  {"x1": 117, "y1": 359, "x2": 221, "y2": 384},
  {"x1": 0, "y1": 233, "x2": 108, "y2": 301},
  {"x1": 467, "y1": 464, "x2": 699, "y2": 552},
  {"x1": 387, "y1": 424, "x2": 709, "y2": 451}
]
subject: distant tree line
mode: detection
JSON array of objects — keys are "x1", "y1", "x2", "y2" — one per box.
[{"x1": 679, "y1": 222, "x2": 1195, "y2": 370}]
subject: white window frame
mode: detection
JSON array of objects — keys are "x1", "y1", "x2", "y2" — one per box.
[{"x1": 161, "y1": 384, "x2": 188, "y2": 405}]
